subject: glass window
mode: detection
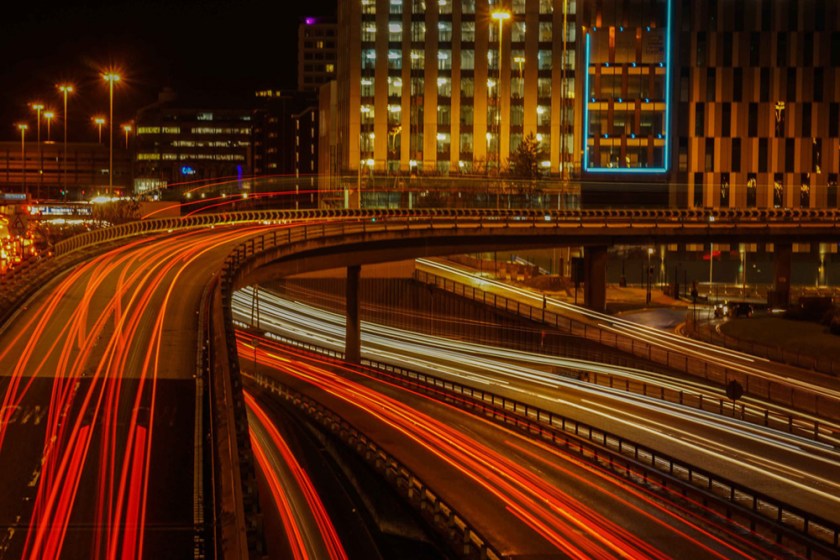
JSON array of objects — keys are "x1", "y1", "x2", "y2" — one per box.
[
  {"x1": 720, "y1": 173, "x2": 730, "y2": 207},
  {"x1": 537, "y1": 105, "x2": 550, "y2": 126},
  {"x1": 462, "y1": 0, "x2": 475, "y2": 14},
  {"x1": 461, "y1": 49, "x2": 475, "y2": 70},
  {"x1": 512, "y1": 22, "x2": 526, "y2": 43},
  {"x1": 438, "y1": 0, "x2": 451, "y2": 15},
  {"x1": 828, "y1": 174, "x2": 838, "y2": 207},
  {"x1": 538, "y1": 49, "x2": 552, "y2": 70},
  {"x1": 411, "y1": 50, "x2": 425, "y2": 69},
  {"x1": 438, "y1": 21, "x2": 452, "y2": 42},
  {"x1": 388, "y1": 50, "x2": 402, "y2": 69},
  {"x1": 510, "y1": 105, "x2": 524, "y2": 126},
  {"x1": 361, "y1": 78, "x2": 375, "y2": 97},
  {"x1": 539, "y1": 22, "x2": 552, "y2": 42},
  {"x1": 436, "y1": 132, "x2": 450, "y2": 153},
  {"x1": 537, "y1": 78, "x2": 552, "y2": 98},
  {"x1": 461, "y1": 22, "x2": 475, "y2": 42},
  {"x1": 438, "y1": 50, "x2": 452, "y2": 70},
  {"x1": 773, "y1": 173, "x2": 784, "y2": 207},
  {"x1": 389, "y1": 22, "x2": 402, "y2": 42},
  {"x1": 362, "y1": 49, "x2": 376, "y2": 70},
  {"x1": 388, "y1": 104, "x2": 401, "y2": 125},
  {"x1": 746, "y1": 174, "x2": 757, "y2": 207},
  {"x1": 437, "y1": 77, "x2": 452, "y2": 97},
  {"x1": 461, "y1": 77, "x2": 474, "y2": 97},
  {"x1": 460, "y1": 105, "x2": 474, "y2": 126},
  {"x1": 800, "y1": 174, "x2": 810, "y2": 208},
  {"x1": 411, "y1": 22, "x2": 426, "y2": 40},
  {"x1": 362, "y1": 23, "x2": 377, "y2": 42},
  {"x1": 438, "y1": 106, "x2": 451, "y2": 125},
  {"x1": 512, "y1": 0, "x2": 525, "y2": 14},
  {"x1": 539, "y1": 0, "x2": 552, "y2": 14},
  {"x1": 387, "y1": 77, "x2": 402, "y2": 97},
  {"x1": 389, "y1": 0, "x2": 402, "y2": 14}
]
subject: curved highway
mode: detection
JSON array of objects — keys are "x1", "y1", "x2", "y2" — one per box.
[{"x1": 231, "y1": 289, "x2": 840, "y2": 526}]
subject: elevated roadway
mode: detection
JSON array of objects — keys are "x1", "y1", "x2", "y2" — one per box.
[{"x1": 0, "y1": 207, "x2": 837, "y2": 557}]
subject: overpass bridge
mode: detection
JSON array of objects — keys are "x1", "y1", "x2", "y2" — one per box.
[{"x1": 1, "y1": 207, "x2": 839, "y2": 558}]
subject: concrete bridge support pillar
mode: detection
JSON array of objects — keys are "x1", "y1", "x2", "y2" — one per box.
[
  {"x1": 773, "y1": 242, "x2": 792, "y2": 307},
  {"x1": 584, "y1": 246, "x2": 608, "y2": 312},
  {"x1": 346, "y1": 265, "x2": 362, "y2": 363}
]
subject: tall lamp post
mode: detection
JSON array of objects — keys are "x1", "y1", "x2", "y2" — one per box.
[
  {"x1": 44, "y1": 111, "x2": 55, "y2": 141},
  {"x1": 646, "y1": 247, "x2": 654, "y2": 305},
  {"x1": 93, "y1": 116, "x2": 106, "y2": 144},
  {"x1": 58, "y1": 84, "x2": 74, "y2": 198},
  {"x1": 17, "y1": 124, "x2": 28, "y2": 198},
  {"x1": 491, "y1": 9, "x2": 510, "y2": 173},
  {"x1": 121, "y1": 123, "x2": 132, "y2": 149},
  {"x1": 30, "y1": 103, "x2": 44, "y2": 199},
  {"x1": 103, "y1": 72, "x2": 120, "y2": 195}
]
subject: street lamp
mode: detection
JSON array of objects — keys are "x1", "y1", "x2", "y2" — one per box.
[
  {"x1": 646, "y1": 247, "x2": 655, "y2": 305},
  {"x1": 121, "y1": 123, "x2": 132, "y2": 149},
  {"x1": 30, "y1": 103, "x2": 44, "y2": 199},
  {"x1": 103, "y1": 71, "x2": 121, "y2": 195},
  {"x1": 58, "y1": 84, "x2": 74, "y2": 197},
  {"x1": 93, "y1": 116, "x2": 106, "y2": 144},
  {"x1": 44, "y1": 111, "x2": 55, "y2": 141},
  {"x1": 17, "y1": 123, "x2": 28, "y2": 198},
  {"x1": 491, "y1": 9, "x2": 510, "y2": 172},
  {"x1": 513, "y1": 56, "x2": 525, "y2": 97}
]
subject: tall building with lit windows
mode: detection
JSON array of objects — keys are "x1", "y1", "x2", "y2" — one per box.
[
  {"x1": 298, "y1": 16, "x2": 338, "y2": 91},
  {"x1": 333, "y1": 0, "x2": 840, "y2": 210},
  {"x1": 677, "y1": 0, "x2": 840, "y2": 210},
  {"x1": 132, "y1": 89, "x2": 253, "y2": 194},
  {"x1": 336, "y1": 0, "x2": 578, "y2": 177}
]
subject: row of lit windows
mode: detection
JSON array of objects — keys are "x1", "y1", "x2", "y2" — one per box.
[
  {"x1": 367, "y1": 0, "x2": 574, "y2": 17},
  {"x1": 137, "y1": 153, "x2": 246, "y2": 161},
  {"x1": 136, "y1": 127, "x2": 251, "y2": 135},
  {"x1": 361, "y1": 75, "x2": 574, "y2": 100},
  {"x1": 693, "y1": 173, "x2": 839, "y2": 209},
  {"x1": 362, "y1": 49, "x2": 562, "y2": 72},
  {"x1": 365, "y1": 21, "x2": 575, "y2": 45},
  {"x1": 171, "y1": 140, "x2": 250, "y2": 148}
]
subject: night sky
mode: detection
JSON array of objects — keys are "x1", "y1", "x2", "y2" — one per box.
[{"x1": 0, "y1": 0, "x2": 337, "y2": 141}]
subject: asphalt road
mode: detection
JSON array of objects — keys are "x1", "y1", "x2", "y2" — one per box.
[{"x1": 0, "y1": 225, "x2": 268, "y2": 558}]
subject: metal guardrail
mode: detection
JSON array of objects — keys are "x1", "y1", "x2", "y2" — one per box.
[
  {"x1": 686, "y1": 314, "x2": 840, "y2": 376},
  {"x1": 246, "y1": 371, "x2": 503, "y2": 560},
  {"x1": 248, "y1": 332, "x2": 839, "y2": 558},
  {"x1": 415, "y1": 269, "x2": 840, "y2": 423}
]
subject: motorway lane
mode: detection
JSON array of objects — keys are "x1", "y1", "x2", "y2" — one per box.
[
  {"x1": 241, "y1": 337, "x2": 791, "y2": 559},
  {"x1": 231, "y1": 290, "x2": 840, "y2": 526},
  {"x1": 0, "y1": 225, "x2": 270, "y2": 558}
]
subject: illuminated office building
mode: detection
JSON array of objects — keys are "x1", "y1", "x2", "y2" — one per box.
[
  {"x1": 336, "y1": 0, "x2": 578, "y2": 176},
  {"x1": 132, "y1": 90, "x2": 253, "y2": 194},
  {"x1": 677, "y1": 0, "x2": 840, "y2": 209},
  {"x1": 335, "y1": 0, "x2": 840, "y2": 209},
  {"x1": 298, "y1": 16, "x2": 338, "y2": 91}
]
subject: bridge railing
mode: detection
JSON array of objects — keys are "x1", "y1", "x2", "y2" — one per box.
[
  {"x1": 241, "y1": 330, "x2": 840, "y2": 559},
  {"x1": 414, "y1": 269, "x2": 840, "y2": 424}
]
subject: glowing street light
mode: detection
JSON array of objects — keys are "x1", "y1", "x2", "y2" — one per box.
[
  {"x1": 58, "y1": 84, "x2": 74, "y2": 196},
  {"x1": 103, "y1": 71, "x2": 121, "y2": 195},
  {"x1": 16, "y1": 123, "x2": 28, "y2": 198},
  {"x1": 44, "y1": 110, "x2": 55, "y2": 141},
  {"x1": 646, "y1": 247, "x2": 655, "y2": 305},
  {"x1": 491, "y1": 10, "x2": 511, "y2": 172},
  {"x1": 121, "y1": 123, "x2": 132, "y2": 149},
  {"x1": 93, "y1": 116, "x2": 106, "y2": 144},
  {"x1": 30, "y1": 102, "x2": 44, "y2": 198}
]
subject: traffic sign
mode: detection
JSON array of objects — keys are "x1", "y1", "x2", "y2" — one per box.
[{"x1": 11, "y1": 215, "x2": 26, "y2": 236}]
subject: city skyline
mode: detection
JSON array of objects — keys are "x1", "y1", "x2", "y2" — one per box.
[{"x1": 0, "y1": 0, "x2": 337, "y2": 140}]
